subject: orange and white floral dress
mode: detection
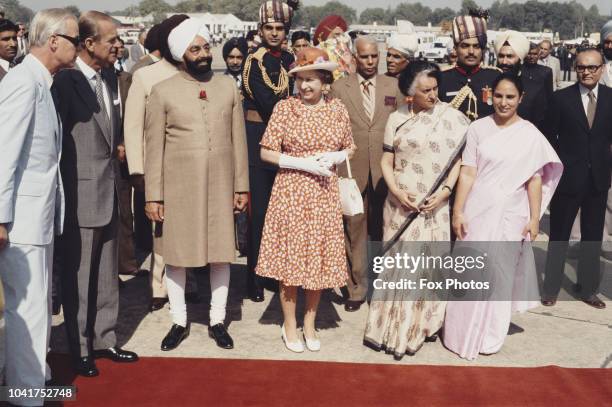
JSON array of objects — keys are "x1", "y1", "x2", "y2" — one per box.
[{"x1": 256, "y1": 97, "x2": 355, "y2": 290}]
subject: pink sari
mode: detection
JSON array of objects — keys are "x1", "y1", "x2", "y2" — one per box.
[{"x1": 443, "y1": 117, "x2": 563, "y2": 360}]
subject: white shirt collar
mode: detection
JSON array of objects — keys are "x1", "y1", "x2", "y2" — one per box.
[
  {"x1": 76, "y1": 56, "x2": 100, "y2": 81},
  {"x1": 579, "y1": 83, "x2": 599, "y2": 99},
  {"x1": 28, "y1": 54, "x2": 53, "y2": 88},
  {"x1": 0, "y1": 58, "x2": 9, "y2": 73}
]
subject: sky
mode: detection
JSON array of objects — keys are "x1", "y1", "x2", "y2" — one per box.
[{"x1": 21, "y1": 0, "x2": 612, "y2": 15}]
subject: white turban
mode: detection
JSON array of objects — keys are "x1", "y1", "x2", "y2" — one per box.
[
  {"x1": 494, "y1": 30, "x2": 530, "y2": 61},
  {"x1": 387, "y1": 34, "x2": 419, "y2": 58},
  {"x1": 168, "y1": 18, "x2": 212, "y2": 62},
  {"x1": 602, "y1": 20, "x2": 612, "y2": 42}
]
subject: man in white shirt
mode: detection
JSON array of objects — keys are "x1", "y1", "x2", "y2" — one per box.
[
  {"x1": 0, "y1": 18, "x2": 17, "y2": 80},
  {"x1": 0, "y1": 9, "x2": 78, "y2": 405},
  {"x1": 539, "y1": 39, "x2": 561, "y2": 89}
]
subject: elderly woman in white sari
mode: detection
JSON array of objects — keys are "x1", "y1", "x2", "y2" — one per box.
[{"x1": 364, "y1": 61, "x2": 471, "y2": 359}]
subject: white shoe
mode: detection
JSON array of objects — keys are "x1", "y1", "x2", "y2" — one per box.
[
  {"x1": 281, "y1": 324, "x2": 304, "y2": 353},
  {"x1": 303, "y1": 332, "x2": 321, "y2": 352}
]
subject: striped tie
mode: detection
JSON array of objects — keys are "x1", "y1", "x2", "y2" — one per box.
[{"x1": 362, "y1": 80, "x2": 374, "y2": 121}]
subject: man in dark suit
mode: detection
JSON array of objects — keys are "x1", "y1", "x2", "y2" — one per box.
[
  {"x1": 495, "y1": 33, "x2": 553, "y2": 132},
  {"x1": 331, "y1": 36, "x2": 402, "y2": 312},
  {"x1": 543, "y1": 48, "x2": 612, "y2": 309},
  {"x1": 521, "y1": 43, "x2": 554, "y2": 132},
  {"x1": 53, "y1": 10, "x2": 138, "y2": 377}
]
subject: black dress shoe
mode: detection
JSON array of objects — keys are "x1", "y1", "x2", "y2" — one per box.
[
  {"x1": 582, "y1": 295, "x2": 606, "y2": 309},
  {"x1": 161, "y1": 324, "x2": 190, "y2": 351},
  {"x1": 344, "y1": 300, "x2": 364, "y2": 312},
  {"x1": 208, "y1": 323, "x2": 234, "y2": 349},
  {"x1": 74, "y1": 357, "x2": 99, "y2": 377},
  {"x1": 185, "y1": 292, "x2": 203, "y2": 304},
  {"x1": 93, "y1": 347, "x2": 139, "y2": 363},
  {"x1": 150, "y1": 297, "x2": 168, "y2": 312},
  {"x1": 248, "y1": 287, "x2": 265, "y2": 302}
]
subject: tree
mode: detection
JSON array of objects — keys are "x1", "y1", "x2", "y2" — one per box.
[
  {"x1": 359, "y1": 7, "x2": 386, "y2": 25},
  {"x1": 293, "y1": 1, "x2": 357, "y2": 29},
  {"x1": 430, "y1": 7, "x2": 455, "y2": 25},
  {"x1": 459, "y1": 0, "x2": 481, "y2": 15},
  {"x1": 394, "y1": 2, "x2": 433, "y2": 26},
  {"x1": 0, "y1": 0, "x2": 34, "y2": 22},
  {"x1": 138, "y1": 0, "x2": 171, "y2": 17}
]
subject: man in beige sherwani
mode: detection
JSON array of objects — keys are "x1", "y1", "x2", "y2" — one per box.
[
  {"x1": 144, "y1": 18, "x2": 249, "y2": 351},
  {"x1": 123, "y1": 14, "x2": 194, "y2": 312}
]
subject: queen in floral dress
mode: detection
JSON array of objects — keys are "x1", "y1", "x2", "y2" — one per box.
[{"x1": 257, "y1": 48, "x2": 355, "y2": 353}]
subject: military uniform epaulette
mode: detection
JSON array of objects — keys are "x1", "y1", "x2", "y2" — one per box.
[
  {"x1": 242, "y1": 47, "x2": 290, "y2": 100},
  {"x1": 482, "y1": 66, "x2": 503, "y2": 73}
]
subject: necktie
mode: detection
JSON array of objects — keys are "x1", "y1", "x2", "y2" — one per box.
[
  {"x1": 362, "y1": 80, "x2": 374, "y2": 121},
  {"x1": 95, "y1": 72, "x2": 111, "y2": 132},
  {"x1": 586, "y1": 91, "x2": 596, "y2": 129}
]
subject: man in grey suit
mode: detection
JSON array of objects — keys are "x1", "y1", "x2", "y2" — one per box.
[
  {"x1": 53, "y1": 10, "x2": 138, "y2": 378},
  {"x1": 539, "y1": 39, "x2": 562, "y2": 90},
  {"x1": 127, "y1": 30, "x2": 147, "y2": 71},
  {"x1": 0, "y1": 9, "x2": 77, "y2": 405}
]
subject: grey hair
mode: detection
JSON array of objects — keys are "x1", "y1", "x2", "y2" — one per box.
[
  {"x1": 354, "y1": 35, "x2": 378, "y2": 52},
  {"x1": 407, "y1": 69, "x2": 435, "y2": 96},
  {"x1": 29, "y1": 8, "x2": 77, "y2": 48},
  {"x1": 539, "y1": 39, "x2": 552, "y2": 48}
]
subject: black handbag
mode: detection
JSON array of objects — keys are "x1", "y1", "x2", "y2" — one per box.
[{"x1": 234, "y1": 210, "x2": 248, "y2": 257}]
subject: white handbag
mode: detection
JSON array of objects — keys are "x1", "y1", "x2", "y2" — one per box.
[{"x1": 338, "y1": 158, "x2": 364, "y2": 216}]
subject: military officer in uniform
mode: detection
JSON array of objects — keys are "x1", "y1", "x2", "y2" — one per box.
[
  {"x1": 439, "y1": 10, "x2": 501, "y2": 121},
  {"x1": 242, "y1": 0, "x2": 298, "y2": 302}
]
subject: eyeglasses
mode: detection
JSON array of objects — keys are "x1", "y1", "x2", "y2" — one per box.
[
  {"x1": 575, "y1": 64, "x2": 602, "y2": 73},
  {"x1": 56, "y1": 34, "x2": 80, "y2": 47}
]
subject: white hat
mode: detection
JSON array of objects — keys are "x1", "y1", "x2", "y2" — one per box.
[
  {"x1": 168, "y1": 18, "x2": 212, "y2": 62},
  {"x1": 494, "y1": 30, "x2": 530, "y2": 61},
  {"x1": 387, "y1": 33, "x2": 419, "y2": 58}
]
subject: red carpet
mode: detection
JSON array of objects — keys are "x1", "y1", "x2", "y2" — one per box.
[{"x1": 45, "y1": 353, "x2": 612, "y2": 406}]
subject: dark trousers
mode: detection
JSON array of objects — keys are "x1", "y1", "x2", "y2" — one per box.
[
  {"x1": 544, "y1": 176, "x2": 607, "y2": 298},
  {"x1": 245, "y1": 120, "x2": 277, "y2": 292},
  {"x1": 61, "y1": 202, "x2": 119, "y2": 358},
  {"x1": 117, "y1": 163, "x2": 138, "y2": 274}
]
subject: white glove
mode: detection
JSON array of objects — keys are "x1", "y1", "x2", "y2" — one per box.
[
  {"x1": 279, "y1": 154, "x2": 333, "y2": 177},
  {"x1": 314, "y1": 150, "x2": 348, "y2": 166}
]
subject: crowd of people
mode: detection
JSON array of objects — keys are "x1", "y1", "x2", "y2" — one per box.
[{"x1": 0, "y1": 2, "x2": 611, "y2": 405}]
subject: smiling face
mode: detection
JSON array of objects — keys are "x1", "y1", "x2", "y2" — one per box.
[
  {"x1": 492, "y1": 78, "x2": 522, "y2": 121},
  {"x1": 295, "y1": 70, "x2": 325, "y2": 104}
]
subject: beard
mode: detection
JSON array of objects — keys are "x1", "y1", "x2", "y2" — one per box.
[
  {"x1": 603, "y1": 47, "x2": 612, "y2": 61},
  {"x1": 185, "y1": 56, "x2": 213, "y2": 75},
  {"x1": 498, "y1": 61, "x2": 522, "y2": 75}
]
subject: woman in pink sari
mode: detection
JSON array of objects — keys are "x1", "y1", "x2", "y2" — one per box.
[{"x1": 443, "y1": 73, "x2": 563, "y2": 360}]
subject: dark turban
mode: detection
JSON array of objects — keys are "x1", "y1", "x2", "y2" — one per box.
[
  {"x1": 222, "y1": 37, "x2": 248, "y2": 60},
  {"x1": 143, "y1": 24, "x2": 162, "y2": 53},
  {"x1": 313, "y1": 15, "x2": 348, "y2": 46}
]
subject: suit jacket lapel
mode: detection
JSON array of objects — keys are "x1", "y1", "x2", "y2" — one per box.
[
  {"x1": 371, "y1": 75, "x2": 386, "y2": 125},
  {"x1": 346, "y1": 74, "x2": 370, "y2": 126},
  {"x1": 73, "y1": 67, "x2": 112, "y2": 147}
]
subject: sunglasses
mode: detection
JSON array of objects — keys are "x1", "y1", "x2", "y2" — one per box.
[
  {"x1": 575, "y1": 64, "x2": 602, "y2": 74},
  {"x1": 56, "y1": 33, "x2": 80, "y2": 47}
]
